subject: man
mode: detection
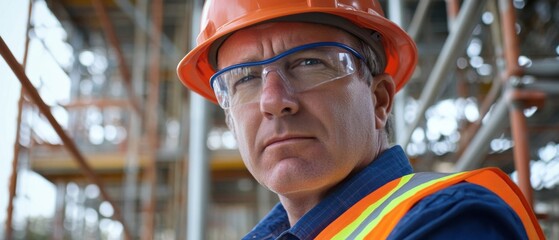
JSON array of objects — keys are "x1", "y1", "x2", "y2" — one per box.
[{"x1": 177, "y1": 0, "x2": 544, "y2": 239}]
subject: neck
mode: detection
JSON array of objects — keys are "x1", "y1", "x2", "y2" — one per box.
[
  {"x1": 278, "y1": 136, "x2": 391, "y2": 227},
  {"x1": 278, "y1": 193, "x2": 325, "y2": 226}
]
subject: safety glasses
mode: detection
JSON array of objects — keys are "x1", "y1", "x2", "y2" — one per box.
[{"x1": 210, "y1": 42, "x2": 366, "y2": 109}]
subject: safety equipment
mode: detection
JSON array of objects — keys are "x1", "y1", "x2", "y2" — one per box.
[
  {"x1": 315, "y1": 168, "x2": 544, "y2": 239},
  {"x1": 211, "y1": 42, "x2": 366, "y2": 109},
  {"x1": 177, "y1": 0, "x2": 417, "y2": 104}
]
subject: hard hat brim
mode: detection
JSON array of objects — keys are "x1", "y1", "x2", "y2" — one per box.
[{"x1": 177, "y1": 7, "x2": 417, "y2": 104}]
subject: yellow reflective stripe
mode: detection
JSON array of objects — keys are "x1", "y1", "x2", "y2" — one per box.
[
  {"x1": 354, "y1": 172, "x2": 467, "y2": 239},
  {"x1": 332, "y1": 174, "x2": 415, "y2": 239}
]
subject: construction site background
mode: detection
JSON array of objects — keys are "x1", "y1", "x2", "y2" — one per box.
[{"x1": 1, "y1": 0, "x2": 559, "y2": 239}]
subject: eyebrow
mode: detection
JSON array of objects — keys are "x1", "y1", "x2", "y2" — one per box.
[{"x1": 217, "y1": 42, "x2": 266, "y2": 71}]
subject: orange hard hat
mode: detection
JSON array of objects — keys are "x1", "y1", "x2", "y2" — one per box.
[{"x1": 177, "y1": 0, "x2": 417, "y2": 104}]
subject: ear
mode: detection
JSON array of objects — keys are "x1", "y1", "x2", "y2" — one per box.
[{"x1": 370, "y1": 73, "x2": 395, "y2": 130}]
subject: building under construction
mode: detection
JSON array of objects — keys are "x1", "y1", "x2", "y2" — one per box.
[{"x1": 1, "y1": 0, "x2": 559, "y2": 239}]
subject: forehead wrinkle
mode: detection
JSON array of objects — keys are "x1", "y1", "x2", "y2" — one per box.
[
  {"x1": 220, "y1": 47, "x2": 258, "y2": 68},
  {"x1": 217, "y1": 22, "x2": 359, "y2": 69}
]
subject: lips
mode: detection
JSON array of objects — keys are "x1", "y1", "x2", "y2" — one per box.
[{"x1": 263, "y1": 135, "x2": 315, "y2": 150}]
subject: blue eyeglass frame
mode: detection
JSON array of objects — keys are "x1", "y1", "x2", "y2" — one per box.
[{"x1": 209, "y1": 41, "x2": 367, "y2": 89}]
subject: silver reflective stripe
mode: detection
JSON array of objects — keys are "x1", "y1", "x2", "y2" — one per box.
[{"x1": 347, "y1": 172, "x2": 453, "y2": 239}]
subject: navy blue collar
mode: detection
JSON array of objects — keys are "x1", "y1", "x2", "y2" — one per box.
[{"x1": 243, "y1": 145, "x2": 413, "y2": 240}]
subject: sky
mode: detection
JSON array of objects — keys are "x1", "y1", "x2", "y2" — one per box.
[{"x1": 0, "y1": 0, "x2": 57, "y2": 228}]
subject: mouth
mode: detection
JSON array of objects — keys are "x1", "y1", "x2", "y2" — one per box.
[{"x1": 264, "y1": 135, "x2": 315, "y2": 150}]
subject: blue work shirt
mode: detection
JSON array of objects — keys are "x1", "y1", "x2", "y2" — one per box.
[{"x1": 242, "y1": 145, "x2": 528, "y2": 240}]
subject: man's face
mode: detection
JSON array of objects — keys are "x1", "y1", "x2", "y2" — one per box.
[{"x1": 217, "y1": 22, "x2": 393, "y2": 199}]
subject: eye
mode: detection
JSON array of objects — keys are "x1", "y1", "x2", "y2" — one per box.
[
  {"x1": 228, "y1": 67, "x2": 258, "y2": 86},
  {"x1": 299, "y1": 58, "x2": 322, "y2": 66},
  {"x1": 231, "y1": 71, "x2": 261, "y2": 94},
  {"x1": 235, "y1": 75, "x2": 257, "y2": 86}
]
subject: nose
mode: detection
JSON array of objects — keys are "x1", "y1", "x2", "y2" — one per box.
[{"x1": 259, "y1": 70, "x2": 299, "y2": 118}]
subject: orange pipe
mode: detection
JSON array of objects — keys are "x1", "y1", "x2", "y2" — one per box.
[
  {"x1": 500, "y1": 0, "x2": 531, "y2": 206},
  {"x1": 445, "y1": 0, "x2": 460, "y2": 27},
  {"x1": 0, "y1": 36, "x2": 132, "y2": 240},
  {"x1": 5, "y1": 2, "x2": 33, "y2": 239},
  {"x1": 509, "y1": 106, "x2": 532, "y2": 206},
  {"x1": 91, "y1": 0, "x2": 142, "y2": 116}
]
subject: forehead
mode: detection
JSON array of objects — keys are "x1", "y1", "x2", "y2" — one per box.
[{"x1": 217, "y1": 22, "x2": 358, "y2": 68}]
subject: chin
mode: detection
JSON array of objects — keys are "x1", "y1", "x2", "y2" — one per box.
[{"x1": 264, "y1": 172, "x2": 331, "y2": 197}]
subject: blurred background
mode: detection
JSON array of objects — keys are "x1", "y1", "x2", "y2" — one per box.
[{"x1": 1, "y1": 0, "x2": 559, "y2": 239}]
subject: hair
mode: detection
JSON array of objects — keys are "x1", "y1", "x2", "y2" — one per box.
[{"x1": 354, "y1": 37, "x2": 394, "y2": 140}]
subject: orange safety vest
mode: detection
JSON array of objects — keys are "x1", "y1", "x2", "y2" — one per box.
[{"x1": 315, "y1": 167, "x2": 544, "y2": 239}]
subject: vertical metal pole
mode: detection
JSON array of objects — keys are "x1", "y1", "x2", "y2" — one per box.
[
  {"x1": 114, "y1": 0, "x2": 181, "y2": 61},
  {"x1": 509, "y1": 98, "x2": 533, "y2": 206},
  {"x1": 5, "y1": 1, "x2": 32, "y2": 239},
  {"x1": 52, "y1": 182, "x2": 66, "y2": 240},
  {"x1": 499, "y1": 0, "x2": 522, "y2": 77},
  {"x1": 171, "y1": 2, "x2": 192, "y2": 238},
  {"x1": 445, "y1": 0, "x2": 460, "y2": 30},
  {"x1": 90, "y1": 0, "x2": 142, "y2": 116},
  {"x1": 175, "y1": 3, "x2": 193, "y2": 236},
  {"x1": 187, "y1": 0, "x2": 210, "y2": 239},
  {"x1": 187, "y1": 96, "x2": 211, "y2": 240},
  {"x1": 141, "y1": 0, "x2": 163, "y2": 238},
  {"x1": 124, "y1": 0, "x2": 148, "y2": 236},
  {"x1": 5, "y1": 59, "x2": 24, "y2": 240},
  {"x1": 388, "y1": 0, "x2": 405, "y2": 26},
  {"x1": 499, "y1": 0, "x2": 532, "y2": 206},
  {"x1": 388, "y1": 0, "x2": 408, "y2": 146}
]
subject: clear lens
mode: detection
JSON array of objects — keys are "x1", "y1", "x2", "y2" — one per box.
[{"x1": 211, "y1": 42, "x2": 365, "y2": 109}]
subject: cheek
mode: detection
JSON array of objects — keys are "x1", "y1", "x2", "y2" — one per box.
[
  {"x1": 329, "y1": 83, "x2": 375, "y2": 145},
  {"x1": 230, "y1": 108, "x2": 260, "y2": 162}
]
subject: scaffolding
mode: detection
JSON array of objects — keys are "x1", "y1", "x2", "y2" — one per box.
[{"x1": 2, "y1": 0, "x2": 559, "y2": 239}]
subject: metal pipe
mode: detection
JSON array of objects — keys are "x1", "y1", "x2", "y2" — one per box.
[
  {"x1": 186, "y1": 98, "x2": 211, "y2": 239},
  {"x1": 454, "y1": 73, "x2": 504, "y2": 158},
  {"x1": 445, "y1": 0, "x2": 460, "y2": 30},
  {"x1": 52, "y1": 181, "x2": 65, "y2": 240},
  {"x1": 5, "y1": 2, "x2": 32, "y2": 239},
  {"x1": 389, "y1": 0, "x2": 405, "y2": 27},
  {"x1": 524, "y1": 58, "x2": 559, "y2": 78},
  {"x1": 455, "y1": 0, "x2": 505, "y2": 160},
  {"x1": 500, "y1": 0, "x2": 532, "y2": 205},
  {"x1": 123, "y1": 0, "x2": 148, "y2": 235},
  {"x1": 175, "y1": 2, "x2": 195, "y2": 238},
  {"x1": 187, "y1": 0, "x2": 210, "y2": 239},
  {"x1": 173, "y1": 3, "x2": 193, "y2": 237},
  {"x1": 114, "y1": 0, "x2": 181, "y2": 61},
  {"x1": 178, "y1": 90, "x2": 191, "y2": 240},
  {"x1": 499, "y1": 0, "x2": 522, "y2": 77},
  {"x1": 141, "y1": 0, "x2": 163, "y2": 238},
  {"x1": 90, "y1": 0, "x2": 142, "y2": 116},
  {"x1": 0, "y1": 36, "x2": 133, "y2": 240},
  {"x1": 508, "y1": 89, "x2": 544, "y2": 207},
  {"x1": 402, "y1": 0, "x2": 487, "y2": 148},
  {"x1": 507, "y1": 85, "x2": 546, "y2": 209},
  {"x1": 454, "y1": 94, "x2": 510, "y2": 171},
  {"x1": 388, "y1": 0, "x2": 408, "y2": 147},
  {"x1": 407, "y1": 0, "x2": 432, "y2": 41}
]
